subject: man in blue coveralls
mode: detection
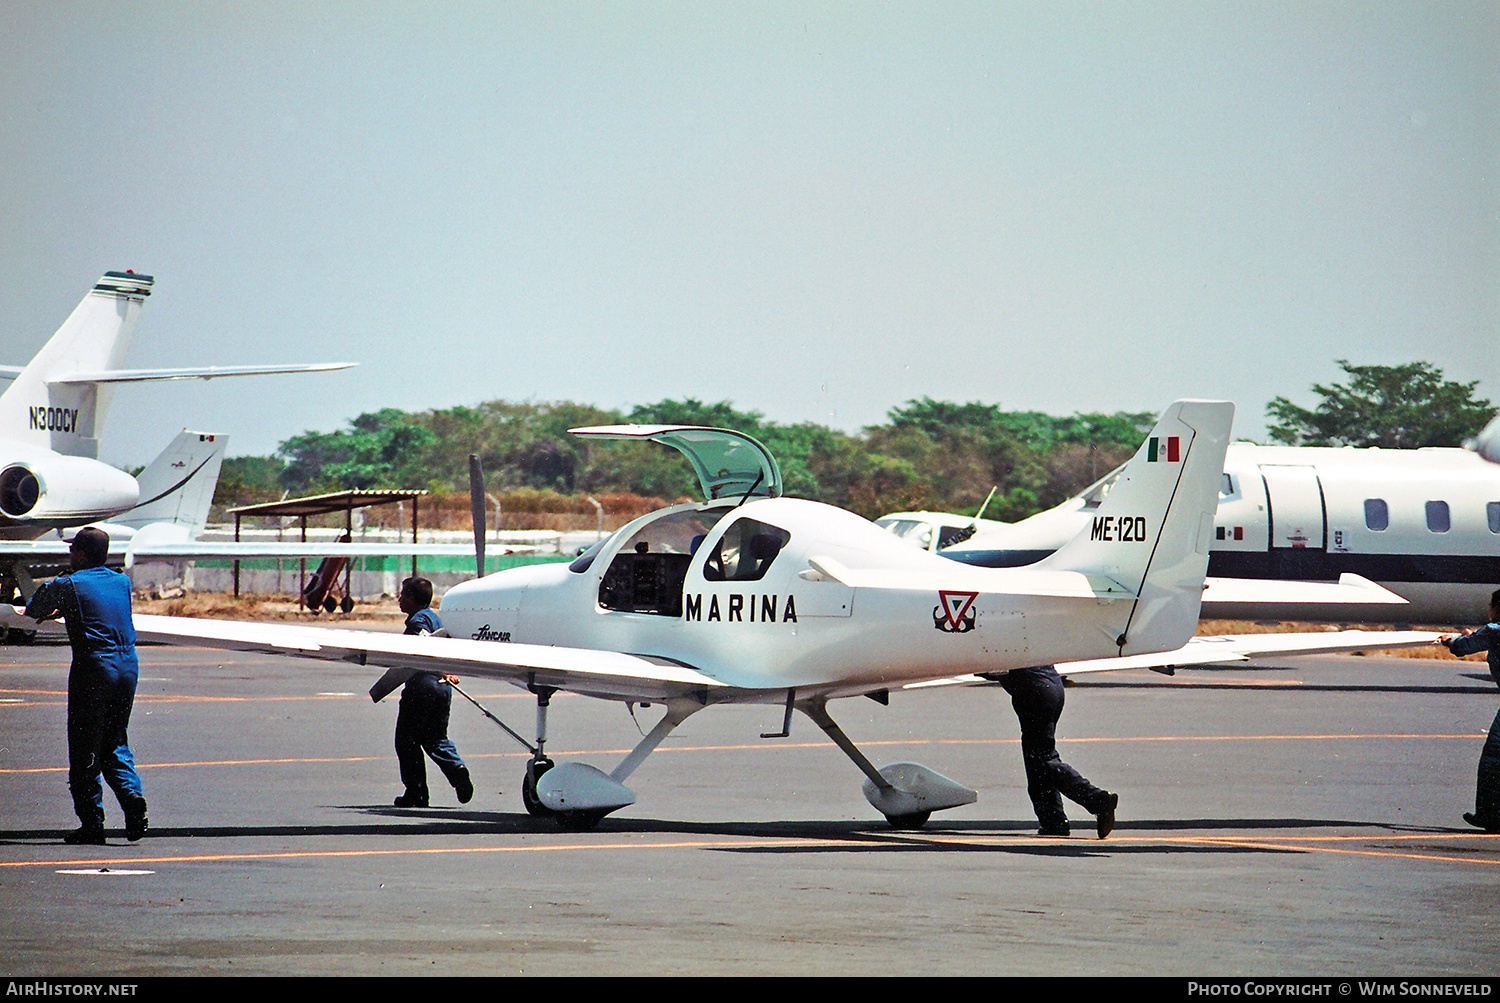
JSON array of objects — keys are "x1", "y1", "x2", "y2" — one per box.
[
  {"x1": 25, "y1": 527, "x2": 148, "y2": 845},
  {"x1": 1442, "y1": 588, "x2": 1500, "y2": 833},
  {"x1": 391, "y1": 577, "x2": 473, "y2": 808}
]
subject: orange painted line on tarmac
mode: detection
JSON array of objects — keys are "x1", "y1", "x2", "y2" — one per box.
[
  {"x1": 0, "y1": 732, "x2": 1480, "y2": 776},
  {"x1": 917, "y1": 830, "x2": 1500, "y2": 867},
  {"x1": 0, "y1": 838, "x2": 825, "y2": 870},
  {"x1": 1193, "y1": 834, "x2": 1500, "y2": 867},
  {"x1": 8, "y1": 829, "x2": 1498, "y2": 871},
  {"x1": 0, "y1": 755, "x2": 387, "y2": 775}
]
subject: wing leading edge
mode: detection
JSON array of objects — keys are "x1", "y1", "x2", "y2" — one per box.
[{"x1": 3, "y1": 609, "x2": 728, "y2": 704}]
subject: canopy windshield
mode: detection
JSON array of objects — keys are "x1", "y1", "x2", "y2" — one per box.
[{"x1": 570, "y1": 425, "x2": 782, "y2": 501}]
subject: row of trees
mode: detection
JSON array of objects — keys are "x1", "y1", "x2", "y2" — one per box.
[
  {"x1": 217, "y1": 361, "x2": 1493, "y2": 525},
  {"x1": 219, "y1": 397, "x2": 1156, "y2": 523}
]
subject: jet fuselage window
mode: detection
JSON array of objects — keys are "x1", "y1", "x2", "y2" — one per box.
[
  {"x1": 1489, "y1": 502, "x2": 1500, "y2": 534},
  {"x1": 1364, "y1": 498, "x2": 1389, "y2": 531},
  {"x1": 702, "y1": 518, "x2": 791, "y2": 583},
  {"x1": 1425, "y1": 500, "x2": 1451, "y2": 533}
]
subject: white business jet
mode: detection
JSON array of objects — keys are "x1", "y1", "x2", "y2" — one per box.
[
  {"x1": 0, "y1": 270, "x2": 350, "y2": 540},
  {"x1": 0, "y1": 428, "x2": 227, "y2": 603},
  {"x1": 10, "y1": 400, "x2": 1438, "y2": 829}
]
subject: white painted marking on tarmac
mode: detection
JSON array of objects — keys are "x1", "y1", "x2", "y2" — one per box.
[
  {"x1": 316, "y1": 691, "x2": 356, "y2": 697},
  {"x1": 57, "y1": 868, "x2": 155, "y2": 876}
]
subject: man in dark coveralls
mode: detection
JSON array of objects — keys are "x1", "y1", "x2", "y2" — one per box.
[
  {"x1": 25, "y1": 527, "x2": 148, "y2": 845},
  {"x1": 1442, "y1": 588, "x2": 1500, "y2": 833},
  {"x1": 999, "y1": 664, "x2": 1118, "y2": 838},
  {"x1": 391, "y1": 577, "x2": 474, "y2": 808}
]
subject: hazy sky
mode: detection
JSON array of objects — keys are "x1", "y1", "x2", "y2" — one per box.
[{"x1": 3, "y1": 1, "x2": 1495, "y2": 466}]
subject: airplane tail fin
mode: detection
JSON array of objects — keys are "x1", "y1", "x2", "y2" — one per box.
[
  {"x1": 114, "y1": 430, "x2": 227, "y2": 537},
  {"x1": 1039, "y1": 399, "x2": 1233, "y2": 656},
  {"x1": 0, "y1": 271, "x2": 153, "y2": 458}
]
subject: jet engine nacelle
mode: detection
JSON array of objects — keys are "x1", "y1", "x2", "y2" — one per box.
[{"x1": 0, "y1": 455, "x2": 139, "y2": 525}]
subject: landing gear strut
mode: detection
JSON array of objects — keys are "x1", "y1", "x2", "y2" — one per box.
[{"x1": 795, "y1": 695, "x2": 976, "y2": 829}]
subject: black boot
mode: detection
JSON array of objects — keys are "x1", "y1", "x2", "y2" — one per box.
[
  {"x1": 1463, "y1": 811, "x2": 1500, "y2": 833},
  {"x1": 1096, "y1": 792, "x2": 1119, "y2": 840},
  {"x1": 123, "y1": 798, "x2": 149, "y2": 841}
]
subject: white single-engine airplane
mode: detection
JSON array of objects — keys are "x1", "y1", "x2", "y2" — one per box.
[{"x1": 6, "y1": 400, "x2": 1441, "y2": 829}]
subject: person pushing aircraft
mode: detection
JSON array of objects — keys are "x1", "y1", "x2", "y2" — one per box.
[
  {"x1": 1442, "y1": 588, "x2": 1500, "y2": 834},
  {"x1": 383, "y1": 577, "x2": 474, "y2": 809},
  {"x1": 24, "y1": 527, "x2": 148, "y2": 845}
]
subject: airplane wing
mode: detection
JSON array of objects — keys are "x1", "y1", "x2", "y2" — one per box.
[
  {"x1": 48, "y1": 363, "x2": 355, "y2": 384},
  {"x1": 906, "y1": 629, "x2": 1445, "y2": 687},
  {"x1": 1, "y1": 607, "x2": 727, "y2": 704}
]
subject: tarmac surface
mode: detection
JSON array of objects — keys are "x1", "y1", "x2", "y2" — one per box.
[{"x1": 0, "y1": 635, "x2": 1497, "y2": 977}]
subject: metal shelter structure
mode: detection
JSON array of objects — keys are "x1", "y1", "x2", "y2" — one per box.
[{"x1": 227, "y1": 490, "x2": 428, "y2": 605}]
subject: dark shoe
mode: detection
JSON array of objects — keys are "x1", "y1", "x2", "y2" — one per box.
[
  {"x1": 455, "y1": 770, "x2": 474, "y2": 805},
  {"x1": 124, "y1": 799, "x2": 149, "y2": 841},
  {"x1": 1037, "y1": 823, "x2": 1071, "y2": 837},
  {"x1": 393, "y1": 791, "x2": 428, "y2": 808},
  {"x1": 1096, "y1": 793, "x2": 1119, "y2": 840},
  {"x1": 1463, "y1": 812, "x2": 1500, "y2": 833},
  {"x1": 64, "y1": 826, "x2": 105, "y2": 846}
]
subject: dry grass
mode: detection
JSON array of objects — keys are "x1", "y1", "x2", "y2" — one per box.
[{"x1": 136, "y1": 591, "x2": 402, "y2": 624}]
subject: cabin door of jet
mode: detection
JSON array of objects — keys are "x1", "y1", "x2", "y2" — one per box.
[{"x1": 1260, "y1": 465, "x2": 1326, "y2": 579}]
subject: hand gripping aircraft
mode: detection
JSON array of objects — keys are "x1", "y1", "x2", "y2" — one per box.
[
  {"x1": 0, "y1": 270, "x2": 350, "y2": 541},
  {"x1": 9, "y1": 401, "x2": 1438, "y2": 828}
]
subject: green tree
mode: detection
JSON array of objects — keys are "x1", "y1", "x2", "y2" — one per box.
[
  {"x1": 277, "y1": 408, "x2": 436, "y2": 491},
  {"x1": 1266, "y1": 361, "x2": 1494, "y2": 449}
]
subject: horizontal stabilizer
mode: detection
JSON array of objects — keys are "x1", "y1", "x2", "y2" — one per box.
[
  {"x1": 1200, "y1": 573, "x2": 1407, "y2": 606},
  {"x1": 51, "y1": 362, "x2": 355, "y2": 384},
  {"x1": 804, "y1": 554, "x2": 1130, "y2": 600}
]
